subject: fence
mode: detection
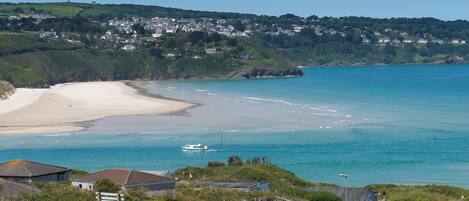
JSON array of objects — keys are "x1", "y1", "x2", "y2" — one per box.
[{"x1": 95, "y1": 192, "x2": 125, "y2": 201}]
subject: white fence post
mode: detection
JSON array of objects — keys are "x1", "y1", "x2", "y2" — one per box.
[{"x1": 95, "y1": 192, "x2": 125, "y2": 201}]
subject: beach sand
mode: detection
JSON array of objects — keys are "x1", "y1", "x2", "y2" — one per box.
[{"x1": 0, "y1": 81, "x2": 194, "y2": 135}]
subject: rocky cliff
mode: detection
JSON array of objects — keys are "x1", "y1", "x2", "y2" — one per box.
[{"x1": 238, "y1": 67, "x2": 304, "y2": 79}]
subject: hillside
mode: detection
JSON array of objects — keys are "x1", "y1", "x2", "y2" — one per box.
[
  {"x1": 0, "y1": 2, "x2": 257, "y2": 19},
  {"x1": 0, "y1": 31, "x2": 298, "y2": 88},
  {"x1": 1, "y1": 2, "x2": 469, "y2": 88}
]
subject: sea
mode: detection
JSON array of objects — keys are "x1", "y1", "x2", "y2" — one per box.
[{"x1": 1, "y1": 64, "x2": 469, "y2": 187}]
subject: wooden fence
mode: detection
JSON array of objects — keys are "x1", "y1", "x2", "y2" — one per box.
[{"x1": 95, "y1": 192, "x2": 124, "y2": 201}]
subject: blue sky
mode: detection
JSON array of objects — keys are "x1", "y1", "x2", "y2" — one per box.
[{"x1": 3, "y1": 0, "x2": 469, "y2": 20}]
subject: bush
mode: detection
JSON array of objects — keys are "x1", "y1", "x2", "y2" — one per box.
[
  {"x1": 246, "y1": 157, "x2": 271, "y2": 165},
  {"x1": 207, "y1": 161, "x2": 225, "y2": 168},
  {"x1": 15, "y1": 183, "x2": 95, "y2": 201},
  {"x1": 94, "y1": 179, "x2": 120, "y2": 193},
  {"x1": 228, "y1": 155, "x2": 243, "y2": 166}
]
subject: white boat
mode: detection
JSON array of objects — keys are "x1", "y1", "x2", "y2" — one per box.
[{"x1": 182, "y1": 144, "x2": 208, "y2": 151}]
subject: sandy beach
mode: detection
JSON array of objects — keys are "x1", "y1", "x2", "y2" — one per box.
[{"x1": 0, "y1": 81, "x2": 194, "y2": 135}]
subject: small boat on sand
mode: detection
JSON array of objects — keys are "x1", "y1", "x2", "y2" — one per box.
[{"x1": 182, "y1": 144, "x2": 208, "y2": 151}]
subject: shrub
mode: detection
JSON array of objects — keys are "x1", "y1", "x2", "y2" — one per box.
[
  {"x1": 94, "y1": 179, "x2": 120, "y2": 193},
  {"x1": 228, "y1": 155, "x2": 243, "y2": 166},
  {"x1": 207, "y1": 161, "x2": 225, "y2": 168}
]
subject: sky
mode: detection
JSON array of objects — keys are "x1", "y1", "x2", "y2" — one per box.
[{"x1": 2, "y1": 0, "x2": 469, "y2": 21}]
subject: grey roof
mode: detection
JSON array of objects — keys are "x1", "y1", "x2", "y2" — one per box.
[
  {"x1": 0, "y1": 178, "x2": 40, "y2": 198},
  {"x1": 0, "y1": 160, "x2": 69, "y2": 177}
]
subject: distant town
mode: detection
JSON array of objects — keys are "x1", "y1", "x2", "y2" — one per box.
[{"x1": 8, "y1": 12, "x2": 467, "y2": 52}]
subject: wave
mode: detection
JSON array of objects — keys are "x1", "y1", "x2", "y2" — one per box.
[
  {"x1": 195, "y1": 89, "x2": 208, "y2": 92},
  {"x1": 222, "y1": 129, "x2": 240, "y2": 133},
  {"x1": 242, "y1": 96, "x2": 338, "y2": 113},
  {"x1": 243, "y1": 96, "x2": 300, "y2": 106},
  {"x1": 43, "y1": 133, "x2": 71, "y2": 137}
]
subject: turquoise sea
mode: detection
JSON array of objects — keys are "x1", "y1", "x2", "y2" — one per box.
[{"x1": 1, "y1": 64, "x2": 469, "y2": 187}]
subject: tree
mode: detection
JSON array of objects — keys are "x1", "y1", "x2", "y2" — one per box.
[
  {"x1": 228, "y1": 155, "x2": 243, "y2": 166},
  {"x1": 150, "y1": 48, "x2": 164, "y2": 59},
  {"x1": 94, "y1": 179, "x2": 120, "y2": 193},
  {"x1": 233, "y1": 20, "x2": 245, "y2": 32},
  {"x1": 188, "y1": 31, "x2": 207, "y2": 44},
  {"x1": 227, "y1": 38, "x2": 238, "y2": 47},
  {"x1": 132, "y1": 23, "x2": 145, "y2": 35},
  {"x1": 13, "y1": 7, "x2": 24, "y2": 13}
]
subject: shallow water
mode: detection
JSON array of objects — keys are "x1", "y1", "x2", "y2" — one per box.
[{"x1": 1, "y1": 64, "x2": 469, "y2": 187}]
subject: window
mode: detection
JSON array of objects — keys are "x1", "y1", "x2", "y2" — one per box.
[{"x1": 79, "y1": 184, "x2": 82, "y2": 188}]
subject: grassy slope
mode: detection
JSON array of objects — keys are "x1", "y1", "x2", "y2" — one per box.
[
  {"x1": 173, "y1": 164, "x2": 340, "y2": 201},
  {"x1": 0, "y1": 31, "x2": 296, "y2": 87},
  {"x1": 370, "y1": 184, "x2": 469, "y2": 201},
  {"x1": 0, "y1": 2, "x2": 256, "y2": 19}
]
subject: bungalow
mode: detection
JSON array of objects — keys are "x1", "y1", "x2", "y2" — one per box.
[
  {"x1": 195, "y1": 180, "x2": 271, "y2": 192},
  {"x1": 0, "y1": 160, "x2": 70, "y2": 184},
  {"x1": 72, "y1": 168, "x2": 175, "y2": 192}
]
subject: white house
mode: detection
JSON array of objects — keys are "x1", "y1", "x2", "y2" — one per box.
[
  {"x1": 403, "y1": 39, "x2": 413, "y2": 43},
  {"x1": 378, "y1": 37, "x2": 390, "y2": 44},
  {"x1": 121, "y1": 44, "x2": 136, "y2": 51},
  {"x1": 417, "y1": 39, "x2": 428, "y2": 44}
]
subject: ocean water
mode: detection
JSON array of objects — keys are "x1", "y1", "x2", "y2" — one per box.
[{"x1": 1, "y1": 64, "x2": 469, "y2": 187}]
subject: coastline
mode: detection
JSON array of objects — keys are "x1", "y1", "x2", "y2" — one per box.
[
  {"x1": 299, "y1": 62, "x2": 468, "y2": 68},
  {"x1": 0, "y1": 81, "x2": 195, "y2": 135}
]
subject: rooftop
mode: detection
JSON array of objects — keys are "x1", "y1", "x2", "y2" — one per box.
[
  {"x1": 0, "y1": 160, "x2": 69, "y2": 177},
  {"x1": 74, "y1": 168, "x2": 173, "y2": 186}
]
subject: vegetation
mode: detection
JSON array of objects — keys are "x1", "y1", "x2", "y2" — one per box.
[
  {"x1": 14, "y1": 183, "x2": 95, "y2": 201},
  {"x1": 4, "y1": 157, "x2": 469, "y2": 201},
  {"x1": 94, "y1": 179, "x2": 120, "y2": 193},
  {"x1": 370, "y1": 184, "x2": 469, "y2": 201},
  {"x1": 172, "y1": 156, "x2": 340, "y2": 201},
  {"x1": 0, "y1": 80, "x2": 15, "y2": 99},
  {"x1": 0, "y1": 30, "x2": 295, "y2": 88}
]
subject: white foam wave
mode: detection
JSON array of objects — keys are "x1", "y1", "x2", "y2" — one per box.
[
  {"x1": 242, "y1": 96, "x2": 301, "y2": 106},
  {"x1": 43, "y1": 133, "x2": 71, "y2": 137},
  {"x1": 222, "y1": 129, "x2": 240, "y2": 133},
  {"x1": 242, "y1": 96, "x2": 337, "y2": 113}
]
